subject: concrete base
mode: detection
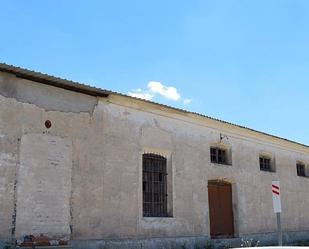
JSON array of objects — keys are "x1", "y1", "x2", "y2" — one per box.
[
  {"x1": 17, "y1": 246, "x2": 72, "y2": 249},
  {"x1": 70, "y1": 231, "x2": 309, "y2": 249},
  {"x1": 71, "y1": 236, "x2": 211, "y2": 249},
  {"x1": 2, "y1": 231, "x2": 309, "y2": 249},
  {"x1": 70, "y1": 237, "x2": 240, "y2": 249},
  {"x1": 240, "y1": 230, "x2": 309, "y2": 247}
]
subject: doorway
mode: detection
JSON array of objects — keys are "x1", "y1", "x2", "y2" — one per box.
[
  {"x1": 208, "y1": 180, "x2": 234, "y2": 238},
  {"x1": 15, "y1": 134, "x2": 72, "y2": 238}
]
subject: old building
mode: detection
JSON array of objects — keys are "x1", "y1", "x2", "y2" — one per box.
[{"x1": 0, "y1": 63, "x2": 309, "y2": 248}]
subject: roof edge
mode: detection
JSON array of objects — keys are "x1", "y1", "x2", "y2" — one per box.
[
  {"x1": 108, "y1": 94, "x2": 309, "y2": 150},
  {"x1": 0, "y1": 63, "x2": 110, "y2": 97},
  {"x1": 0, "y1": 62, "x2": 308, "y2": 149}
]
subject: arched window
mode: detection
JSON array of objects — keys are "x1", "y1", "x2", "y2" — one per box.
[{"x1": 143, "y1": 153, "x2": 168, "y2": 217}]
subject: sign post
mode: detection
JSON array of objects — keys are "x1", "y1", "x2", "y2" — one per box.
[{"x1": 272, "y1": 181, "x2": 282, "y2": 246}]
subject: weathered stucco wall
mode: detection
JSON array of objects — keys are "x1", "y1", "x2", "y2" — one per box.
[
  {"x1": 99, "y1": 98, "x2": 309, "y2": 239},
  {"x1": 0, "y1": 72, "x2": 98, "y2": 113},
  {"x1": 0, "y1": 71, "x2": 309, "y2": 243}
]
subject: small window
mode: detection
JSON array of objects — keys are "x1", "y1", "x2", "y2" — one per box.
[
  {"x1": 297, "y1": 162, "x2": 306, "y2": 177},
  {"x1": 210, "y1": 147, "x2": 227, "y2": 165},
  {"x1": 143, "y1": 153, "x2": 168, "y2": 217},
  {"x1": 259, "y1": 156, "x2": 273, "y2": 172}
]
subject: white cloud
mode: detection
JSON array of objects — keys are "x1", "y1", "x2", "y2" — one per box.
[
  {"x1": 128, "y1": 81, "x2": 192, "y2": 105},
  {"x1": 128, "y1": 88, "x2": 154, "y2": 100},
  {"x1": 183, "y1": 98, "x2": 192, "y2": 105},
  {"x1": 147, "y1": 81, "x2": 181, "y2": 101}
]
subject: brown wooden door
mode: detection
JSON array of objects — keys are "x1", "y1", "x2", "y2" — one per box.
[{"x1": 208, "y1": 181, "x2": 234, "y2": 238}]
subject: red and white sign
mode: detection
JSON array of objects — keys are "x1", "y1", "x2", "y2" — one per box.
[{"x1": 272, "y1": 181, "x2": 282, "y2": 213}]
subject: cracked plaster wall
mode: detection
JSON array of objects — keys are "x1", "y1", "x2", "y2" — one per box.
[{"x1": 1, "y1": 72, "x2": 309, "y2": 242}]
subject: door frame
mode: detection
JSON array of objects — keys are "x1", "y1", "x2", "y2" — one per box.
[{"x1": 207, "y1": 178, "x2": 239, "y2": 239}]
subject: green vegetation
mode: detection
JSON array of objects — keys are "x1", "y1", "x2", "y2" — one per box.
[
  {"x1": 240, "y1": 238, "x2": 260, "y2": 247},
  {"x1": 204, "y1": 240, "x2": 214, "y2": 249},
  {"x1": 295, "y1": 240, "x2": 309, "y2": 246},
  {"x1": 3, "y1": 241, "x2": 15, "y2": 249}
]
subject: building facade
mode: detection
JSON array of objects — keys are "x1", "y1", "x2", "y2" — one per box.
[{"x1": 0, "y1": 64, "x2": 309, "y2": 248}]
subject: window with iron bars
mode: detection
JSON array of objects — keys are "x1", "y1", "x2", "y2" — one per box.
[
  {"x1": 259, "y1": 156, "x2": 273, "y2": 172},
  {"x1": 297, "y1": 162, "x2": 306, "y2": 177},
  {"x1": 142, "y1": 153, "x2": 168, "y2": 217},
  {"x1": 210, "y1": 147, "x2": 227, "y2": 165}
]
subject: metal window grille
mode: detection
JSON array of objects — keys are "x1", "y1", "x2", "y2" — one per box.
[
  {"x1": 297, "y1": 163, "x2": 306, "y2": 177},
  {"x1": 260, "y1": 157, "x2": 271, "y2": 171},
  {"x1": 143, "y1": 153, "x2": 168, "y2": 217},
  {"x1": 210, "y1": 147, "x2": 227, "y2": 164}
]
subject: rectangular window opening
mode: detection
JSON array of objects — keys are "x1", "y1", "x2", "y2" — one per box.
[
  {"x1": 259, "y1": 156, "x2": 273, "y2": 172},
  {"x1": 143, "y1": 153, "x2": 168, "y2": 217},
  {"x1": 297, "y1": 163, "x2": 306, "y2": 177},
  {"x1": 210, "y1": 147, "x2": 228, "y2": 165}
]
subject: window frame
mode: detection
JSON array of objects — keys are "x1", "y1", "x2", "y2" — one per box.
[
  {"x1": 142, "y1": 153, "x2": 168, "y2": 217},
  {"x1": 210, "y1": 147, "x2": 229, "y2": 165},
  {"x1": 296, "y1": 162, "x2": 307, "y2": 177},
  {"x1": 259, "y1": 155, "x2": 275, "y2": 172}
]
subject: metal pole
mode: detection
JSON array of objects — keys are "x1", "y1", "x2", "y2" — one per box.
[{"x1": 277, "y1": 212, "x2": 282, "y2": 246}]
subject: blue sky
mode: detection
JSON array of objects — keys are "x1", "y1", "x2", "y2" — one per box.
[{"x1": 1, "y1": 0, "x2": 309, "y2": 145}]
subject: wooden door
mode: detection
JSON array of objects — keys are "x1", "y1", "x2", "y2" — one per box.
[{"x1": 208, "y1": 181, "x2": 234, "y2": 238}]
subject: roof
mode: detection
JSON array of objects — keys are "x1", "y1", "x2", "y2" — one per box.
[
  {"x1": 0, "y1": 62, "x2": 308, "y2": 149},
  {"x1": 0, "y1": 63, "x2": 110, "y2": 97}
]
